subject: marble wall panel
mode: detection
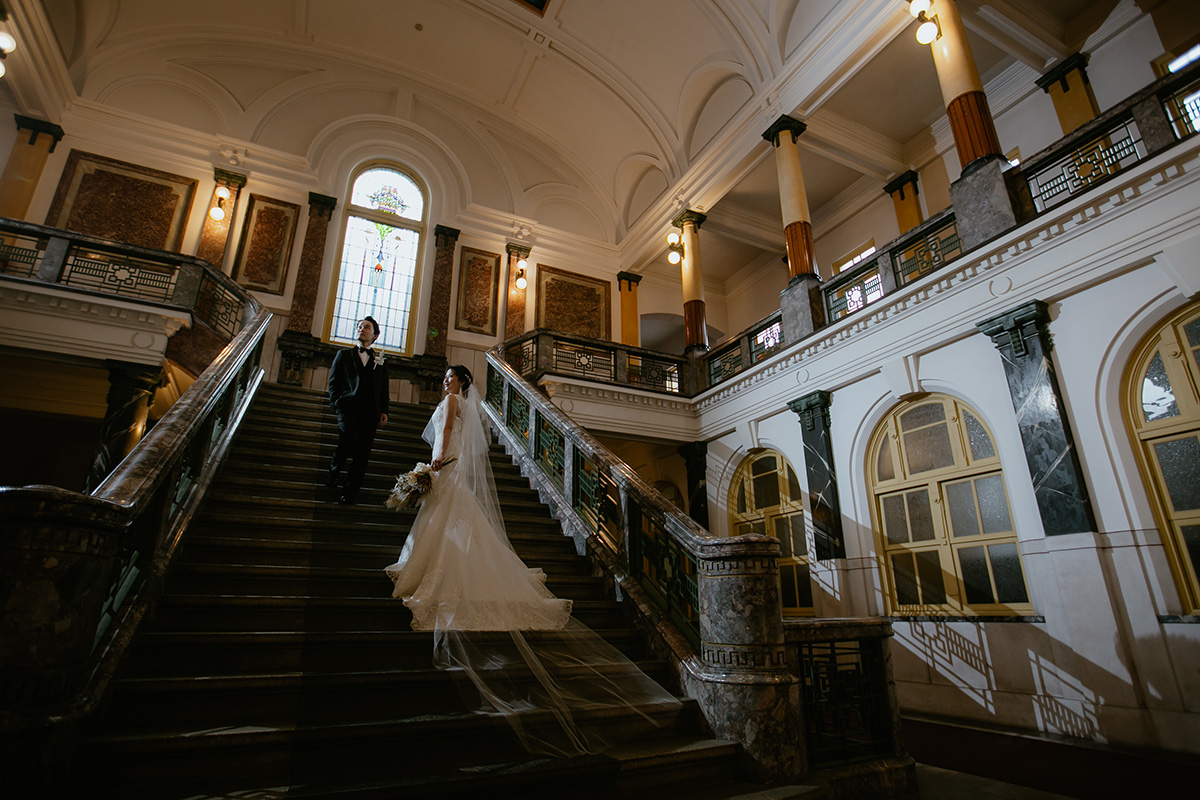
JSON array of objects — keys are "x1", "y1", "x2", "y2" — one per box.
[{"x1": 535, "y1": 264, "x2": 611, "y2": 340}]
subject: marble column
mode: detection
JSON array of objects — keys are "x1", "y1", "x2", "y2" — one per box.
[
  {"x1": 617, "y1": 270, "x2": 642, "y2": 347},
  {"x1": 884, "y1": 170, "x2": 924, "y2": 235},
  {"x1": 787, "y1": 390, "x2": 846, "y2": 560},
  {"x1": 504, "y1": 242, "x2": 531, "y2": 341},
  {"x1": 977, "y1": 301, "x2": 1097, "y2": 536},
  {"x1": 195, "y1": 169, "x2": 247, "y2": 271},
  {"x1": 762, "y1": 114, "x2": 816, "y2": 280},
  {"x1": 1035, "y1": 53, "x2": 1100, "y2": 136},
  {"x1": 0, "y1": 115, "x2": 65, "y2": 220},
  {"x1": 673, "y1": 209, "x2": 709, "y2": 355},
  {"x1": 677, "y1": 441, "x2": 709, "y2": 529},
  {"x1": 84, "y1": 362, "x2": 165, "y2": 492},
  {"x1": 424, "y1": 225, "x2": 461, "y2": 356}
]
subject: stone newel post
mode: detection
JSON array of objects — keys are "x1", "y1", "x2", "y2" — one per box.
[{"x1": 686, "y1": 537, "x2": 805, "y2": 781}]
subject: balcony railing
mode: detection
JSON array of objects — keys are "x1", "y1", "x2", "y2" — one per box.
[
  {"x1": 1021, "y1": 57, "x2": 1200, "y2": 212},
  {"x1": 0, "y1": 219, "x2": 269, "y2": 751},
  {"x1": 504, "y1": 329, "x2": 688, "y2": 395}
]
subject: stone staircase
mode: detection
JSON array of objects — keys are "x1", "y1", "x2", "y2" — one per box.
[{"x1": 75, "y1": 382, "x2": 823, "y2": 799}]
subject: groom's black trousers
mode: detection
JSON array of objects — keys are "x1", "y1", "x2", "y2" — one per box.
[{"x1": 333, "y1": 406, "x2": 378, "y2": 497}]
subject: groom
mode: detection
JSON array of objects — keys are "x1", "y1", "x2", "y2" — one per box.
[{"x1": 327, "y1": 316, "x2": 390, "y2": 504}]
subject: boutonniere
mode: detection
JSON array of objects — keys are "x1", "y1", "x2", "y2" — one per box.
[{"x1": 373, "y1": 347, "x2": 386, "y2": 369}]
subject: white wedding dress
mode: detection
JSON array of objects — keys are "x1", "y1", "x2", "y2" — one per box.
[
  {"x1": 384, "y1": 389, "x2": 681, "y2": 756},
  {"x1": 384, "y1": 392, "x2": 572, "y2": 631}
]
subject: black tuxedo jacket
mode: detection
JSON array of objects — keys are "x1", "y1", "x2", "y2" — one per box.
[{"x1": 328, "y1": 346, "x2": 390, "y2": 420}]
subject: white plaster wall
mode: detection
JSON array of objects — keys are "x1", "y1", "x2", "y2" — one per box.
[
  {"x1": 1088, "y1": 13, "x2": 1166, "y2": 111},
  {"x1": 812, "y1": 193, "x2": 898, "y2": 277}
]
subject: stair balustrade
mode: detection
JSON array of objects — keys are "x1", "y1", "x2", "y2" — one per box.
[
  {"x1": 486, "y1": 346, "x2": 808, "y2": 781},
  {"x1": 0, "y1": 219, "x2": 270, "y2": 794}
]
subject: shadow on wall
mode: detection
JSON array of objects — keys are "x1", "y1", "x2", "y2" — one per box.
[{"x1": 639, "y1": 312, "x2": 724, "y2": 354}]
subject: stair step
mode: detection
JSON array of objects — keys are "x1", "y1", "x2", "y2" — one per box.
[
  {"x1": 86, "y1": 699, "x2": 694, "y2": 798},
  {"x1": 126, "y1": 627, "x2": 652, "y2": 676},
  {"x1": 150, "y1": 594, "x2": 624, "y2": 632}
]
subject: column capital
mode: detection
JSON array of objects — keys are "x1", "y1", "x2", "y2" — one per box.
[
  {"x1": 787, "y1": 389, "x2": 832, "y2": 431},
  {"x1": 883, "y1": 169, "x2": 920, "y2": 198},
  {"x1": 1035, "y1": 52, "x2": 1091, "y2": 94},
  {"x1": 616, "y1": 270, "x2": 643, "y2": 287},
  {"x1": 761, "y1": 114, "x2": 807, "y2": 147},
  {"x1": 677, "y1": 440, "x2": 708, "y2": 460},
  {"x1": 505, "y1": 242, "x2": 531, "y2": 259},
  {"x1": 672, "y1": 209, "x2": 707, "y2": 230},
  {"x1": 433, "y1": 224, "x2": 461, "y2": 244},
  {"x1": 307, "y1": 192, "x2": 337, "y2": 211},
  {"x1": 14, "y1": 114, "x2": 66, "y2": 153},
  {"x1": 213, "y1": 168, "x2": 247, "y2": 187},
  {"x1": 976, "y1": 300, "x2": 1051, "y2": 359}
]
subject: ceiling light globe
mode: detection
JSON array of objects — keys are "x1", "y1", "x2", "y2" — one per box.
[
  {"x1": 208, "y1": 205, "x2": 226, "y2": 221},
  {"x1": 515, "y1": 275, "x2": 527, "y2": 290},
  {"x1": 667, "y1": 250, "x2": 681, "y2": 265},
  {"x1": 0, "y1": 32, "x2": 15, "y2": 54},
  {"x1": 908, "y1": 0, "x2": 931, "y2": 18},
  {"x1": 666, "y1": 232, "x2": 680, "y2": 246},
  {"x1": 0, "y1": 61, "x2": 6, "y2": 79},
  {"x1": 215, "y1": 185, "x2": 232, "y2": 200},
  {"x1": 517, "y1": 257, "x2": 528, "y2": 270},
  {"x1": 916, "y1": 19, "x2": 939, "y2": 44}
]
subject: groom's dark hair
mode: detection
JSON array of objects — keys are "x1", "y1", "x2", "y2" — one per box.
[
  {"x1": 450, "y1": 364, "x2": 473, "y2": 396},
  {"x1": 362, "y1": 316, "x2": 380, "y2": 340}
]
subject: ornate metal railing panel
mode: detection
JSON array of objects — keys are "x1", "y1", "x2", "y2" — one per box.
[
  {"x1": 0, "y1": 229, "x2": 45, "y2": 278},
  {"x1": 787, "y1": 619, "x2": 902, "y2": 770},
  {"x1": 1025, "y1": 118, "x2": 1147, "y2": 212},
  {"x1": 61, "y1": 247, "x2": 178, "y2": 302},
  {"x1": 195, "y1": 270, "x2": 246, "y2": 339},
  {"x1": 748, "y1": 318, "x2": 784, "y2": 363},
  {"x1": 506, "y1": 385, "x2": 530, "y2": 443},
  {"x1": 893, "y1": 215, "x2": 962, "y2": 287},
  {"x1": 825, "y1": 258, "x2": 884, "y2": 322},
  {"x1": 1165, "y1": 74, "x2": 1200, "y2": 138},
  {"x1": 535, "y1": 411, "x2": 566, "y2": 489},
  {"x1": 552, "y1": 338, "x2": 616, "y2": 382},
  {"x1": 631, "y1": 503, "x2": 700, "y2": 634},
  {"x1": 708, "y1": 343, "x2": 743, "y2": 384},
  {"x1": 628, "y1": 353, "x2": 681, "y2": 393}
]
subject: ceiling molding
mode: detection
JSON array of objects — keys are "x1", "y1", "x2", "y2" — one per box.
[{"x1": 964, "y1": 1, "x2": 1067, "y2": 70}]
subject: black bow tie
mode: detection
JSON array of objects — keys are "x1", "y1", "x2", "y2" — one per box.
[{"x1": 357, "y1": 346, "x2": 373, "y2": 354}]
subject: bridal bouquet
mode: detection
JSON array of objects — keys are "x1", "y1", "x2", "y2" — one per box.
[{"x1": 385, "y1": 458, "x2": 454, "y2": 510}]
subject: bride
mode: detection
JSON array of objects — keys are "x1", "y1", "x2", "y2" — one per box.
[{"x1": 385, "y1": 365, "x2": 681, "y2": 756}]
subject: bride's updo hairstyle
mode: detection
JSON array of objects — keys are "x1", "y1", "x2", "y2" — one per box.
[{"x1": 450, "y1": 364, "x2": 473, "y2": 397}]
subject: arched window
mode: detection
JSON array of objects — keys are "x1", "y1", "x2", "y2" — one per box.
[
  {"x1": 327, "y1": 164, "x2": 427, "y2": 353},
  {"x1": 867, "y1": 394, "x2": 1030, "y2": 615},
  {"x1": 728, "y1": 450, "x2": 812, "y2": 616},
  {"x1": 1126, "y1": 301, "x2": 1200, "y2": 612}
]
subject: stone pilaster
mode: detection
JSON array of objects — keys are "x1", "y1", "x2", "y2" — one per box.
[
  {"x1": 504, "y1": 242, "x2": 531, "y2": 341},
  {"x1": 196, "y1": 169, "x2": 247, "y2": 270},
  {"x1": 787, "y1": 390, "x2": 845, "y2": 561},
  {"x1": 677, "y1": 441, "x2": 709, "y2": 529},
  {"x1": 425, "y1": 225, "x2": 460, "y2": 355},
  {"x1": 977, "y1": 300, "x2": 1097, "y2": 536},
  {"x1": 84, "y1": 362, "x2": 165, "y2": 492},
  {"x1": 0, "y1": 115, "x2": 65, "y2": 220},
  {"x1": 948, "y1": 155, "x2": 1033, "y2": 252},
  {"x1": 883, "y1": 170, "x2": 923, "y2": 235},
  {"x1": 1035, "y1": 53, "x2": 1100, "y2": 135},
  {"x1": 285, "y1": 192, "x2": 338, "y2": 335}
]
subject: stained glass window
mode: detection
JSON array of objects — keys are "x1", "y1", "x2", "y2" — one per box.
[{"x1": 329, "y1": 166, "x2": 426, "y2": 353}]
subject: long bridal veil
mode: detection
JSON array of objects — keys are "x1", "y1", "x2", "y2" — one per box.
[{"x1": 387, "y1": 386, "x2": 682, "y2": 757}]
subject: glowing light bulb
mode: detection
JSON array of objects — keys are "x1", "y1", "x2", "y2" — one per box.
[
  {"x1": 916, "y1": 18, "x2": 939, "y2": 44},
  {"x1": 0, "y1": 32, "x2": 16, "y2": 54},
  {"x1": 666, "y1": 231, "x2": 680, "y2": 246},
  {"x1": 909, "y1": 0, "x2": 931, "y2": 18},
  {"x1": 0, "y1": 61, "x2": 6, "y2": 80},
  {"x1": 667, "y1": 250, "x2": 681, "y2": 265},
  {"x1": 208, "y1": 205, "x2": 226, "y2": 221},
  {"x1": 515, "y1": 271, "x2": 527, "y2": 290},
  {"x1": 215, "y1": 185, "x2": 232, "y2": 200},
  {"x1": 517, "y1": 257, "x2": 528, "y2": 270}
]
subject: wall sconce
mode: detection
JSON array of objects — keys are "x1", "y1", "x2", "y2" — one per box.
[
  {"x1": 908, "y1": 1, "x2": 941, "y2": 45},
  {"x1": 515, "y1": 257, "x2": 528, "y2": 290},
  {"x1": 666, "y1": 231, "x2": 684, "y2": 265},
  {"x1": 0, "y1": 27, "x2": 17, "y2": 80},
  {"x1": 208, "y1": 185, "x2": 231, "y2": 221}
]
